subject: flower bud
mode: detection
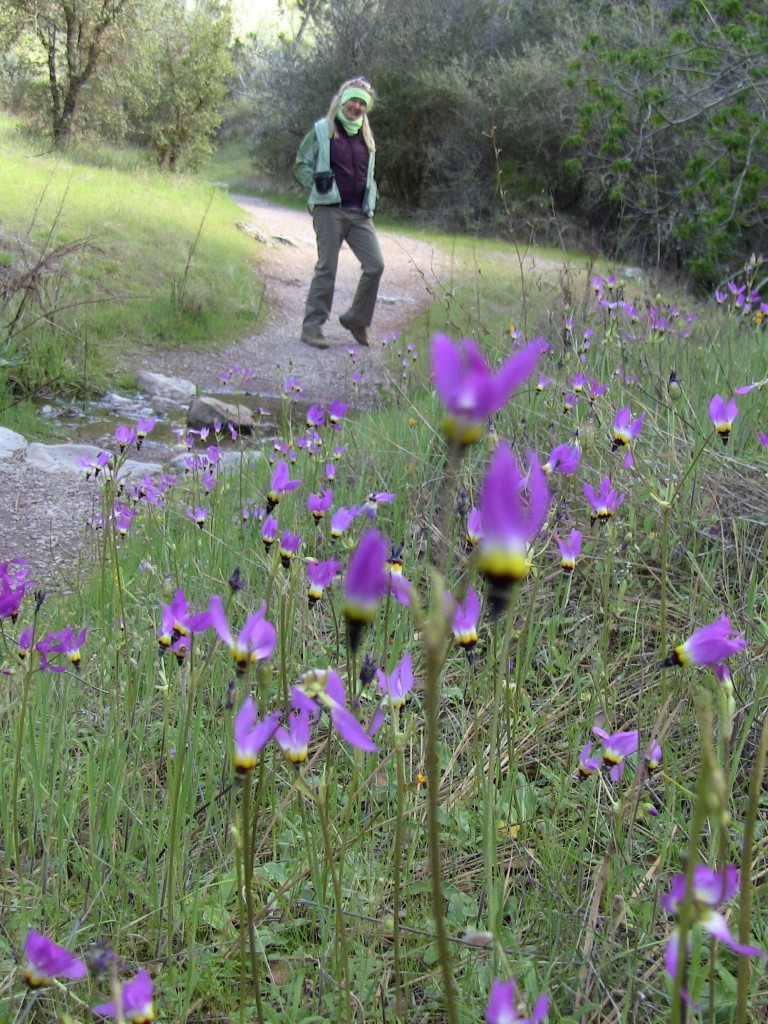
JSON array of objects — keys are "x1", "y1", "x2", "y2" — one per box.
[{"x1": 579, "y1": 419, "x2": 596, "y2": 450}]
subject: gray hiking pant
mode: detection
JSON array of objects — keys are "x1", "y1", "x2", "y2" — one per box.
[{"x1": 303, "y1": 205, "x2": 384, "y2": 334}]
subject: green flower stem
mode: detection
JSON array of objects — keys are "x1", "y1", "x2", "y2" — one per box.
[
  {"x1": 11, "y1": 655, "x2": 35, "y2": 871},
  {"x1": 349, "y1": 638, "x2": 359, "y2": 705},
  {"x1": 436, "y1": 440, "x2": 463, "y2": 574},
  {"x1": 163, "y1": 634, "x2": 220, "y2": 956},
  {"x1": 598, "y1": 539, "x2": 614, "y2": 713},
  {"x1": 736, "y1": 715, "x2": 768, "y2": 1024},
  {"x1": 423, "y1": 600, "x2": 460, "y2": 1024},
  {"x1": 329, "y1": 592, "x2": 342, "y2": 666},
  {"x1": 317, "y1": 785, "x2": 353, "y2": 1023},
  {"x1": 670, "y1": 695, "x2": 714, "y2": 1024},
  {"x1": 393, "y1": 723, "x2": 407, "y2": 1018},
  {"x1": 241, "y1": 767, "x2": 265, "y2": 1024},
  {"x1": 263, "y1": 545, "x2": 281, "y2": 627},
  {"x1": 484, "y1": 647, "x2": 503, "y2": 936},
  {"x1": 279, "y1": 584, "x2": 289, "y2": 709},
  {"x1": 334, "y1": 745, "x2": 361, "y2": 982},
  {"x1": 660, "y1": 504, "x2": 670, "y2": 706},
  {"x1": 234, "y1": 828, "x2": 248, "y2": 1024},
  {"x1": 11, "y1": 612, "x2": 40, "y2": 873},
  {"x1": 249, "y1": 752, "x2": 268, "y2": 856},
  {"x1": 164, "y1": 662, "x2": 196, "y2": 956},
  {"x1": 486, "y1": 588, "x2": 520, "y2": 936},
  {"x1": 669, "y1": 428, "x2": 717, "y2": 509},
  {"x1": 297, "y1": 779, "x2": 329, "y2": 951},
  {"x1": 376, "y1": 591, "x2": 393, "y2": 689}
]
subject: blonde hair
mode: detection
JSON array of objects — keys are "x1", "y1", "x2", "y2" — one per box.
[{"x1": 324, "y1": 77, "x2": 377, "y2": 152}]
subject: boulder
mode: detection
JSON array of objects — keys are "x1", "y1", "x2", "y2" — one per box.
[
  {"x1": 24, "y1": 442, "x2": 161, "y2": 481},
  {"x1": 187, "y1": 396, "x2": 255, "y2": 434},
  {"x1": 120, "y1": 459, "x2": 165, "y2": 481},
  {"x1": 135, "y1": 371, "x2": 197, "y2": 411},
  {"x1": 0, "y1": 427, "x2": 27, "y2": 459},
  {"x1": 26, "y1": 442, "x2": 103, "y2": 473},
  {"x1": 170, "y1": 448, "x2": 261, "y2": 473},
  {"x1": 237, "y1": 221, "x2": 269, "y2": 244}
]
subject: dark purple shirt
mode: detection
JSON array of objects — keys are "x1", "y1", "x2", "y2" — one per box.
[{"x1": 330, "y1": 120, "x2": 370, "y2": 208}]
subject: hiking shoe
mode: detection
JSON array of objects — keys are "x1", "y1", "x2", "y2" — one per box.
[
  {"x1": 301, "y1": 331, "x2": 329, "y2": 350},
  {"x1": 339, "y1": 315, "x2": 370, "y2": 347}
]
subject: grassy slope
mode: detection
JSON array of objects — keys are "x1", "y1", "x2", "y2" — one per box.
[{"x1": 0, "y1": 117, "x2": 264, "y2": 399}]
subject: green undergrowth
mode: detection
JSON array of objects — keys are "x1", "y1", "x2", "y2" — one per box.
[{"x1": 0, "y1": 115, "x2": 264, "y2": 404}]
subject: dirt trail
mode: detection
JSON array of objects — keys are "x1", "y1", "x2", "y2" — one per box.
[
  {"x1": 145, "y1": 195, "x2": 445, "y2": 404},
  {"x1": 0, "y1": 196, "x2": 445, "y2": 585}
]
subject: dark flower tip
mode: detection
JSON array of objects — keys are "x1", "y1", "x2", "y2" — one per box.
[
  {"x1": 226, "y1": 679, "x2": 237, "y2": 711},
  {"x1": 228, "y1": 567, "x2": 244, "y2": 592},
  {"x1": 656, "y1": 651, "x2": 682, "y2": 671},
  {"x1": 485, "y1": 582, "x2": 514, "y2": 623},
  {"x1": 347, "y1": 619, "x2": 366, "y2": 654},
  {"x1": 359, "y1": 653, "x2": 377, "y2": 686},
  {"x1": 84, "y1": 941, "x2": 117, "y2": 977}
]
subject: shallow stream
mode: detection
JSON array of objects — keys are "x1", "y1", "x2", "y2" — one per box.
[{"x1": 35, "y1": 388, "x2": 313, "y2": 460}]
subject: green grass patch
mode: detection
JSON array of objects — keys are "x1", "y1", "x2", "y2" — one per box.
[
  {"x1": 200, "y1": 136, "x2": 273, "y2": 195},
  {"x1": 0, "y1": 114, "x2": 265, "y2": 401}
]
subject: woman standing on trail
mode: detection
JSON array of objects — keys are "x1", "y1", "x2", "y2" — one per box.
[{"x1": 294, "y1": 76, "x2": 384, "y2": 350}]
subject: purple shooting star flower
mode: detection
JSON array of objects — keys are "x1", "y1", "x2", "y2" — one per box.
[
  {"x1": 709, "y1": 394, "x2": 739, "y2": 445},
  {"x1": 206, "y1": 595, "x2": 276, "y2": 674},
  {"x1": 448, "y1": 586, "x2": 481, "y2": 654},
  {"x1": 477, "y1": 443, "x2": 550, "y2": 619},
  {"x1": 611, "y1": 407, "x2": 646, "y2": 449},
  {"x1": 279, "y1": 530, "x2": 302, "y2": 568},
  {"x1": 23, "y1": 931, "x2": 87, "y2": 988},
  {"x1": 266, "y1": 460, "x2": 302, "y2": 512},
  {"x1": 557, "y1": 529, "x2": 582, "y2": 572},
  {"x1": 592, "y1": 725, "x2": 639, "y2": 781},
  {"x1": 36, "y1": 626, "x2": 87, "y2": 672},
  {"x1": 232, "y1": 696, "x2": 281, "y2": 775},
  {"x1": 292, "y1": 668, "x2": 378, "y2": 752},
  {"x1": 307, "y1": 558, "x2": 342, "y2": 607},
  {"x1": 330, "y1": 505, "x2": 359, "y2": 539},
  {"x1": 431, "y1": 333, "x2": 546, "y2": 447},
  {"x1": 584, "y1": 477, "x2": 624, "y2": 522},
  {"x1": 308, "y1": 488, "x2": 333, "y2": 524},
  {"x1": 663, "y1": 864, "x2": 766, "y2": 1005},
  {"x1": 93, "y1": 969, "x2": 155, "y2": 1022},
  {"x1": 275, "y1": 706, "x2": 314, "y2": 764},
  {"x1": 342, "y1": 529, "x2": 389, "y2": 652},
  {"x1": 658, "y1": 614, "x2": 747, "y2": 669},
  {"x1": 486, "y1": 977, "x2": 549, "y2": 1024}
]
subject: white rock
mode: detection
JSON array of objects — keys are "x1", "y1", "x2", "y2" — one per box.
[
  {"x1": 26, "y1": 442, "x2": 103, "y2": 473},
  {"x1": 120, "y1": 460, "x2": 165, "y2": 481},
  {"x1": 135, "y1": 371, "x2": 197, "y2": 410},
  {"x1": 0, "y1": 427, "x2": 27, "y2": 459},
  {"x1": 187, "y1": 395, "x2": 255, "y2": 433}
]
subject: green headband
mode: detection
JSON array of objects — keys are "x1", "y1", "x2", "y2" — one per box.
[{"x1": 340, "y1": 86, "x2": 371, "y2": 107}]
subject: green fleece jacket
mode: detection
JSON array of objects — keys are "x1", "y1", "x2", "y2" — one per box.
[{"x1": 294, "y1": 117, "x2": 378, "y2": 217}]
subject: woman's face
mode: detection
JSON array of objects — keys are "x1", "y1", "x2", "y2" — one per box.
[{"x1": 341, "y1": 97, "x2": 367, "y2": 120}]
